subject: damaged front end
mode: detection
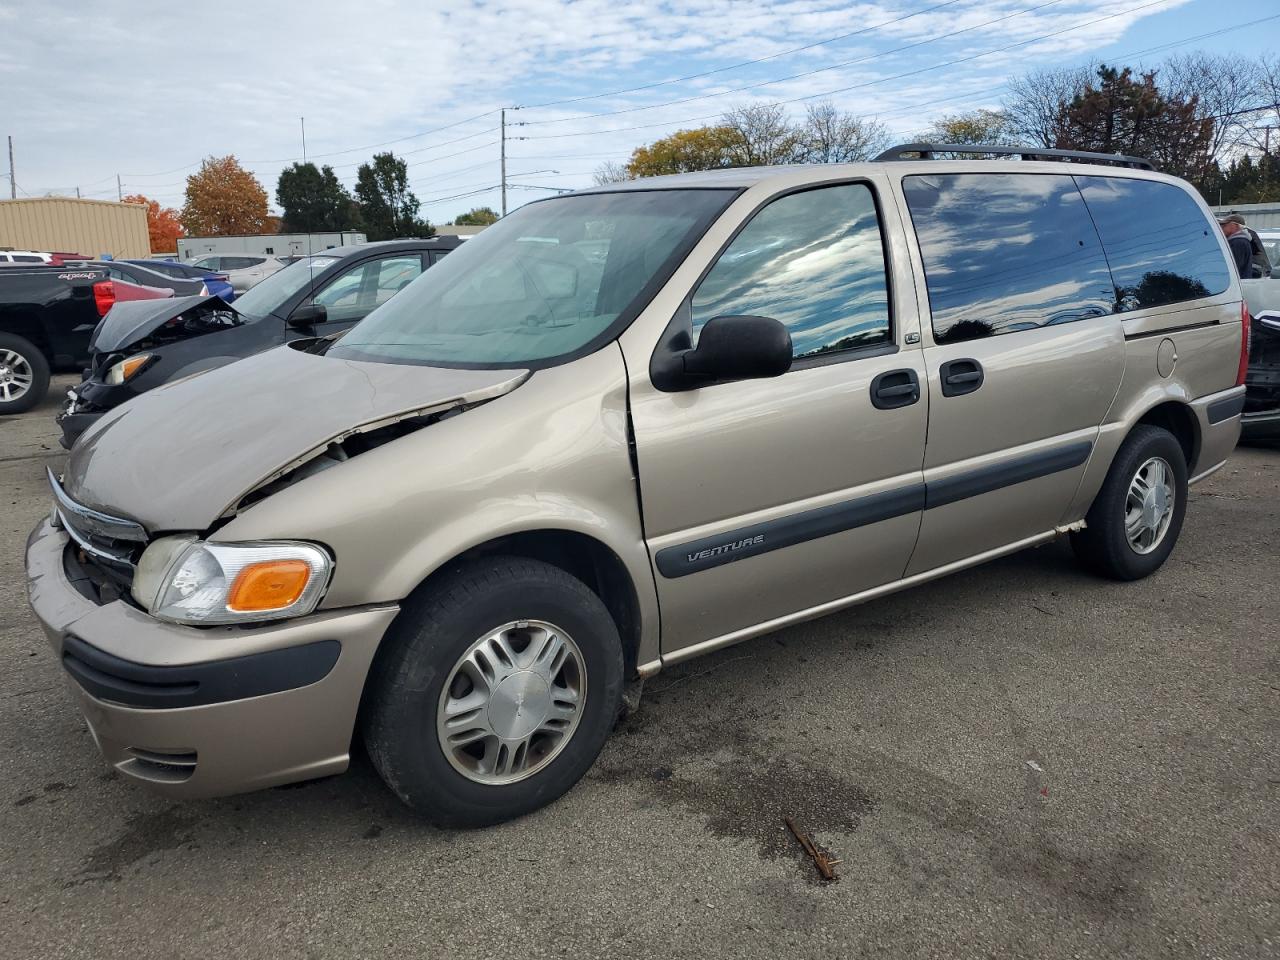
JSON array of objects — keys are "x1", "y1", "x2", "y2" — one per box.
[
  {"x1": 1243, "y1": 311, "x2": 1280, "y2": 439},
  {"x1": 59, "y1": 295, "x2": 246, "y2": 449}
]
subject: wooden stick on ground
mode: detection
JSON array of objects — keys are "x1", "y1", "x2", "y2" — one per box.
[{"x1": 784, "y1": 816, "x2": 839, "y2": 882}]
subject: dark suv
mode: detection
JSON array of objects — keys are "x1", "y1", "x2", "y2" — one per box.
[{"x1": 59, "y1": 237, "x2": 464, "y2": 446}]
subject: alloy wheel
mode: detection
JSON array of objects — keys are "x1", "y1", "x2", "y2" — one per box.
[
  {"x1": 436, "y1": 620, "x2": 586, "y2": 785},
  {"x1": 1125, "y1": 456, "x2": 1175, "y2": 555}
]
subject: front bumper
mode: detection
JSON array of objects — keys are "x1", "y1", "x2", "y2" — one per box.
[
  {"x1": 57, "y1": 409, "x2": 104, "y2": 449},
  {"x1": 25, "y1": 518, "x2": 398, "y2": 798}
]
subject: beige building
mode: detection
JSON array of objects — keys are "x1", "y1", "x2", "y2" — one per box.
[{"x1": 0, "y1": 197, "x2": 150, "y2": 258}]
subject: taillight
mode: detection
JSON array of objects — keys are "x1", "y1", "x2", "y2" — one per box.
[
  {"x1": 1237, "y1": 300, "x2": 1251, "y2": 387},
  {"x1": 93, "y1": 280, "x2": 116, "y2": 318}
]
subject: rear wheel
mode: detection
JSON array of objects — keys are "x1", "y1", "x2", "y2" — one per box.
[
  {"x1": 1071, "y1": 425, "x2": 1188, "y2": 580},
  {"x1": 0, "y1": 334, "x2": 50, "y2": 415},
  {"x1": 363, "y1": 557, "x2": 623, "y2": 826}
]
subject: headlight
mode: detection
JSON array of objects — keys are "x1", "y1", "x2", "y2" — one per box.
[
  {"x1": 104, "y1": 353, "x2": 153, "y2": 385},
  {"x1": 132, "y1": 538, "x2": 333, "y2": 625}
]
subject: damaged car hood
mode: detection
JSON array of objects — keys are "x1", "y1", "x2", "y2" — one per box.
[
  {"x1": 90, "y1": 294, "x2": 233, "y2": 353},
  {"x1": 64, "y1": 344, "x2": 529, "y2": 531}
]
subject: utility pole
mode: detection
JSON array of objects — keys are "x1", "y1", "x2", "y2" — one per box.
[
  {"x1": 116, "y1": 173, "x2": 122, "y2": 202},
  {"x1": 500, "y1": 108, "x2": 507, "y2": 217},
  {"x1": 75, "y1": 187, "x2": 80, "y2": 199},
  {"x1": 301, "y1": 116, "x2": 307, "y2": 162},
  {"x1": 7, "y1": 136, "x2": 14, "y2": 199}
]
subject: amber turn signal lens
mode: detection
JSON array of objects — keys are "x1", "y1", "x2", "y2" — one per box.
[
  {"x1": 226, "y1": 559, "x2": 312, "y2": 612},
  {"x1": 119, "y1": 355, "x2": 151, "y2": 381}
]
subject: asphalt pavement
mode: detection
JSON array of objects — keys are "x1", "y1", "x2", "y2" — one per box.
[{"x1": 1, "y1": 375, "x2": 1277, "y2": 959}]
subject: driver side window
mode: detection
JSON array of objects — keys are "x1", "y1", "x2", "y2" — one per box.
[{"x1": 691, "y1": 183, "x2": 892, "y2": 360}]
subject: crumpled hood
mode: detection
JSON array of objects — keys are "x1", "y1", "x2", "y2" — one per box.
[
  {"x1": 91, "y1": 294, "x2": 230, "y2": 353},
  {"x1": 64, "y1": 343, "x2": 529, "y2": 531}
]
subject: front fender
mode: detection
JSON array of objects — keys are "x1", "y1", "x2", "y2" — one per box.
[{"x1": 213, "y1": 345, "x2": 662, "y2": 669}]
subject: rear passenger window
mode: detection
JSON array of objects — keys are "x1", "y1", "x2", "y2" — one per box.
[
  {"x1": 903, "y1": 173, "x2": 1114, "y2": 344},
  {"x1": 1075, "y1": 176, "x2": 1229, "y2": 311},
  {"x1": 692, "y1": 183, "x2": 891, "y2": 360}
]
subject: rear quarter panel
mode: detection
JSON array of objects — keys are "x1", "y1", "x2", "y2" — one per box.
[{"x1": 1060, "y1": 303, "x2": 1243, "y2": 524}]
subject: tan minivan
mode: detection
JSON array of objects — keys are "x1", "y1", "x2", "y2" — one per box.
[{"x1": 27, "y1": 145, "x2": 1248, "y2": 825}]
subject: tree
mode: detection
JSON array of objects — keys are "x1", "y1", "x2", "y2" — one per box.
[
  {"x1": 1163, "y1": 53, "x2": 1262, "y2": 162},
  {"x1": 354, "y1": 152, "x2": 431, "y2": 240},
  {"x1": 920, "y1": 108, "x2": 1017, "y2": 146},
  {"x1": 626, "y1": 126, "x2": 736, "y2": 177},
  {"x1": 1005, "y1": 64, "x2": 1094, "y2": 148},
  {"x1": 621, "y1": 101, "x2": 886, "y2": 178},
  {"x1": 276, "y1": 162, "x2": 357, "y2": 232},
  {"x1": 1054, "y1": 65, "x2": 1213, "y2": 181},
  {"x1": 451, "y1": 206, "x2": 499, "y2": 226},
  {"x1": 180, "y1": 155, "x2": 269, "y2": 236},
  {"x1": 122, "y1": 193, "x2": 184, "y2": 253},
  {"x1": 796, "y1": 101, "x2": 889, "y2": 162},
  {"x1": 592, "y1": 161, "x2": 632, "y2": 185},
  {"x1": 721, "y1": 103, "x2": 803, "y2": 166}
]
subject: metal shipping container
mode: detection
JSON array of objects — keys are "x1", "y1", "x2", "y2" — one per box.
[
  {"x1": 0, "y1": 197, "x2": 150, "y2": 258},
  {"x1": 177, "y1": 232, "x2": 368, "y2": 260}
]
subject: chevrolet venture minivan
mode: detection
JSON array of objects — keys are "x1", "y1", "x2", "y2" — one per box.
[{"x1": 27, "y1": 145, "x2": 1248, "y2": 825}]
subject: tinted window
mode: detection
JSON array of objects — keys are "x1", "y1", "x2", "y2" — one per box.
[
  {"x1": 904, "y1": 173, "x2": 1114, "y2": 344},
  {"x1": 373, "y1": 255, "x2": 423, "y2": 305},
  {"x1": 14, "y1": 254, "x2": 43, "y2": 263},
  {"x1": 1075, "y1": 176, "x2": 1229, "y2": 311},
  {"x1": 691, "y1": 183, "x2": 891, "y2": 359},
  {"x1": 193, "y1": 257, "x2": 219, "y2": 269}
]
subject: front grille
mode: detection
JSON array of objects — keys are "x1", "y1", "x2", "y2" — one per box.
[{"x1": 47, "y1": 467, "x2": 147, "y2": 592}]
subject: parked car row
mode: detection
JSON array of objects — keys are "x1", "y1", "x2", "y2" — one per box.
[
  {"x1": 189, "y1": 253, "x2": 289, "y2": 292},
  {"x1": 18, "y1": 151, "x2": 1259, "y2": 828},
  {"x1": 0, "y1": 265, "x2": 173, "y2": 412},
  {"x1": 58, "y1": 236, "x2": 464, "y2": 445},
  {"x1": 125, "y1": 258, "x2": 236, "y2": 302}
]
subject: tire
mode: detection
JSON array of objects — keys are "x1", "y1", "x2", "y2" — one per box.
[
  {"x1": 363, "y1": 556, "x2": 624, "y2": 826},
  {"x1": 0, "y1": 334, "x2": 51, "y2": 415},
  {"x1": 1071, "y1": 424, "x2": 1188, "y2": 581}
]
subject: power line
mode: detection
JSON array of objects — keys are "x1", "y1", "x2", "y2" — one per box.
[
  {"x1": 518, "y1": 0, "x2": 1176, "y2": 141},
  {"x1": 244, "y1": 107, "x2": 502, "y2": 164},
  {"x1": 861, "y1": 11, "x2": 1280, "y2": 127},
  {"x1": 515, "y1": 0, "x2": 968, "y2": 110},
  {"x1": 516, "y1": 0, "x2": 1070, "y2": 126}
]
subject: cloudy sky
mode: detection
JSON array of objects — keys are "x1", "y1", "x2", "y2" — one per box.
[{"x1": 1, "y1": 0, "x2": 1273, "y2": 225}]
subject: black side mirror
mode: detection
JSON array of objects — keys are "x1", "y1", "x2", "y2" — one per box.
[
  {"x1": 653, "y1": 315, "x2": 792, "y2": 390},
  {"x1": 288, "y1": 302, "x2": 327, "y2": 329}
]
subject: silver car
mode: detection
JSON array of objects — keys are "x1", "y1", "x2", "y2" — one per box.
[
  {"x1": 26, "y1": 147, "x2": 1247, "y2": 825},
  {"x1": 189, "y1": 253, "x2": 286, "y2": 292}
]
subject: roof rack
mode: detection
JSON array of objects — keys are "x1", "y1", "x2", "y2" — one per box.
[{"x1": 873, "y1": 142, "x2": 1154, "y2": 171}]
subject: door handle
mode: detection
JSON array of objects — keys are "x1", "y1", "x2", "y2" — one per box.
[
  {"x1": 870, "y1": 369, "x2": 921, "y2": 410},
  {"x1": 939, "y1": 358, "x2": 984, "y2": 397}
]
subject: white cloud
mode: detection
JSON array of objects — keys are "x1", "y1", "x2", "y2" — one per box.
[{"x1": 2, "y1": 0, "x2": 1190, "y2": 219}]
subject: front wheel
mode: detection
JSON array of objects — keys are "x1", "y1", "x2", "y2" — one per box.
[
  {"x1": 1071, "y1": 424, "x2": 1188, "y2": 581},
  {"x1": 363, "y1": 557, "x2": 623, "y2": 826}
]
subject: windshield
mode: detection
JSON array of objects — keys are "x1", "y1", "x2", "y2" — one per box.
[
  {"x1": 231, "y1": 255, "x2": 340, "y2": 319},
  {"x1": 1263, "y1": 238, "x2": 1280, "y2": 266},
  {"x1": 328, "y1": 189, "x2": 734, "y2": 367}
]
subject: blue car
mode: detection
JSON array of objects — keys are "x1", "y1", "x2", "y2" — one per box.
[{"x1": 124, "y1": 258, "x2": 236, "y2": 302}]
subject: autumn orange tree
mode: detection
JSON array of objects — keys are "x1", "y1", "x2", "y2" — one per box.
[
  {"x1": 180, "y1": 155, "x2": 269, "y2": 236},
  {"x1": 122, "y1": 194, "x2": 184, "y2": 253}
]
